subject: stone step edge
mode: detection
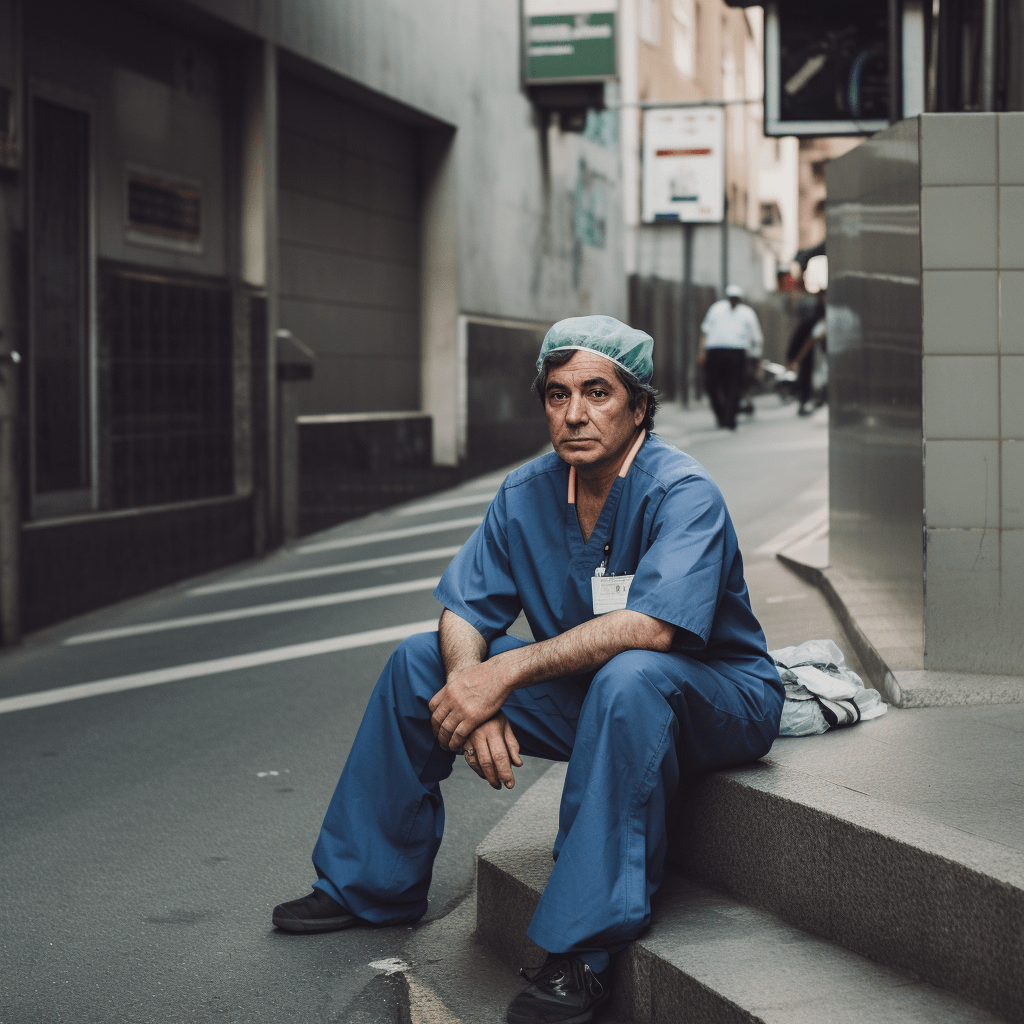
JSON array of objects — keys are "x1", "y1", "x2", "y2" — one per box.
[
  {"x1": 776, "y1": 550, "x2": 1024, "y2": 708},
  {"x1": 477, "y1": 762, "x2": 1024, "y2": 1024}
]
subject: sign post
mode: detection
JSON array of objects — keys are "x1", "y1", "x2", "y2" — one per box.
[
  {"x1": 641, "y1": 106, "x2": 726, "y2": 403},
  {"x1": 640, "y1": 106, "x2": 725, "y2": 224}
]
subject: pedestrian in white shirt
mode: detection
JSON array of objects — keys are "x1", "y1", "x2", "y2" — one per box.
[{"x1": 698, "y1": 284, "x2": 764, "y2": 430}]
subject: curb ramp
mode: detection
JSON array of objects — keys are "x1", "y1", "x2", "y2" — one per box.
[{"x1": 476, "y1": 762, "x2": 1019, "y2": 1024}]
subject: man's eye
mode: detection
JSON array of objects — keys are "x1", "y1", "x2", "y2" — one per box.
[{"x1": 589, "y1": 389, "x2": 607, "y2": 398}]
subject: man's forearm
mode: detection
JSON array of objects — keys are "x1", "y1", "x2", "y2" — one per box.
[
  {"x1": 438, "y1": 608, "x2": 487, "y2": 676},
  {"x1": 429, "y1": 607, "x2": 675, "y2": 751},
  {"x1": 487, "y1": 610, "x2": 674, "y2": 697}
]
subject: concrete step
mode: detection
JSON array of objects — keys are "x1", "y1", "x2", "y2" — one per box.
[{"x1": 476, "y1": 762, "x2": 1020, "y2": 1023}]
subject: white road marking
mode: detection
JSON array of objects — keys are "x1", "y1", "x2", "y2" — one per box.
[
  {"x1": 752, "y1": 504, "x2": 829, "y2": 556},
  {"x1": 298, "y1": 516, "x2": 484, "y2": 555},
  {"x1": 765, "y1": 593, "x2": 810, "y2": 604},
  {"x1": 397, "y1": 492, "x2": 496, "y2": 516},
  {"x1": 0, "y1": 619, "x2": 439, "y2": 716},
  {"x1": 188, "y1": 546, "x2": 463, "y2": 597},
  {"x1": 63, "y1": 577, "x2": 442, "y2": 645},
  {"x1": 369, "y1": 958, "x2": 410, "y2": 975}
]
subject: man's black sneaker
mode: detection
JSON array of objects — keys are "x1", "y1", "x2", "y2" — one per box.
[
  {"x1": 506, "y1": 955, "x2": 610, "y2": 1024},
  {"x1": 272, "y1": 888, "x2": 361, "y2": 933}
]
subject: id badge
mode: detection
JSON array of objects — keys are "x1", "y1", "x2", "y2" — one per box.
[{"x1": 591, "y1": 574, "x2": 634, "y2": 615}]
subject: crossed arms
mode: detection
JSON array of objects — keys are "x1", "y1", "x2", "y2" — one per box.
[{"x1": 428, "y1": 607, "x2": 676, "y2": 790}]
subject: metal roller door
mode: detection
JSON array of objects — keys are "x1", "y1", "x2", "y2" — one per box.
[{"x1": 277, "y1": 73, "x2": 421, "y2": 416}]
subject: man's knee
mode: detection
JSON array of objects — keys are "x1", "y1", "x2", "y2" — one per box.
[
  {"x1": 589, "y1": 649, "x2": 670, "y2": 717},
  {"x1": 377, "y1": 631, "x2": 445, "y2": 705}
]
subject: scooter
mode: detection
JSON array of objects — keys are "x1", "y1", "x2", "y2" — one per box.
[{"x1": 761, "y1": 360, "x2": 800, "y2": 404}]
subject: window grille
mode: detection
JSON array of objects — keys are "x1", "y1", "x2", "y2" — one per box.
[{"x1": 99, "y1": 264, "x2": 233, "y2": 509}]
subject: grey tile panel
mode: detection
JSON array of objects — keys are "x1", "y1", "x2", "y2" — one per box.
[
  {"x1": 920, "y1": 112, "x2": 997, "y2": 185},
  {"x1": 827, "y1": 119, "x2": 926, "y2": 655},
  {"x1": 921, "y1": 185, "x2": 998, "y2": 269},
  {"x1": 998, "y1": 112, "x2": 1024, "y2": 184}
]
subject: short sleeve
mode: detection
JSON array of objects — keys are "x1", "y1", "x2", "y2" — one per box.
[
  {"x1": 432, "y1": 487, "x2": 522, "y2": 642},
  {"x1": 700, "y1": 304, "x2": 715, "y2": 333},
  {"x1": 749, "y1": 307, "x2": 765, "y2": 344},
  {"x1": 625, "y1": 474, "x2": 728, "y2": 649}
]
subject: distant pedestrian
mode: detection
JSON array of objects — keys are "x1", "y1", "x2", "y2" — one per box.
[
  {"x1": 699, "y1": 284, "x2": 764, "y2": 430},
  {"x1": 787, "y1": 295, "x2": 825, "y2": 416}
]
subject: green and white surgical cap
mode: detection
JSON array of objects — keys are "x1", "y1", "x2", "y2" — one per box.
[{"x1": 536, "y1": 315, "x2": 654, "y2": 385}]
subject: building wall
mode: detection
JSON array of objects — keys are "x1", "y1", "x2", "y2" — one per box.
[
  {"x1": 0, "y1": 0, "x2": 628, "y2": 638},
  {"x1": 188, "y1": 0, "x2": 626, "y2": 325},
  {"x1": 798, "y1": 136, "x2": 860, "y2": 252},
  {"x1": 827, "y1": 113, "x2": 1024, "y2": 676}
]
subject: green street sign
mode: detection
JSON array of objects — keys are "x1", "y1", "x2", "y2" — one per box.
[{"x1": 524, "y1": 6, "x2": 617, "y2": 83}]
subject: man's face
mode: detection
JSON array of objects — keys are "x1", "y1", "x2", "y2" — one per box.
[
  {"x1": 543, "y1": 350, "x2": 645, "y2": 470},
  {"x1": 728, "y1": 296, "x2": 741, "y2": 308}
]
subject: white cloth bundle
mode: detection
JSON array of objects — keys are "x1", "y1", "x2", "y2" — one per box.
[{"x1": 770, "y1": 639, "x2": 887, "y2": 737}]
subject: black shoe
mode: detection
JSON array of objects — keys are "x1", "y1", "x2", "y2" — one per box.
[
  {"x1": 272, "y1": 888, "x2": 361, "y2": 933},
  {"x1": 506, "y1": 956, "x2": 610, "y2": 1024}
]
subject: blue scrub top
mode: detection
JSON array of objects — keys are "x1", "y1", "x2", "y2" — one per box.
[{"x1": 434, "y1": 433, "x2": 777, "y2": 688}]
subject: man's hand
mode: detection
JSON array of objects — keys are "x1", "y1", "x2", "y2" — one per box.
[
  {"x1": 429, "y1": 659, "x2": 510, "y2": 751},
  {"x1": 462, "y1": 714, "x2": 522, "y2": 790}
]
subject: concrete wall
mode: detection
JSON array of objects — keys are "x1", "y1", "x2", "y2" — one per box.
[
  {"x1": 190, "y1": 0, "x2": 626, "y2": 325},
  {"x1": 26, "y1": 0, "x2": 228, "y2": 278},
  {"x1": 827, "y1": 114, "x2": 1024, "y2": 677}
]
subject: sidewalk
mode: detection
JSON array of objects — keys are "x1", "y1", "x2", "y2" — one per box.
[{"x1": 474, "y1": 398, "x2": 1024, "y2": 1024}]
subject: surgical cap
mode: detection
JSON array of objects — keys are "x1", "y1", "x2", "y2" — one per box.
[{"x1": 535, "y1": 315, "x2": 654, "y2": 385}]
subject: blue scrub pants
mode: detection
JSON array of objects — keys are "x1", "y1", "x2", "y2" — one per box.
[{"x1": 312, "y1": 632, "x2": 781, "y2": 972}]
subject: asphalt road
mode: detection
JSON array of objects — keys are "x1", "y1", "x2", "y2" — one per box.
[{"x1": 0, "y1": 396, "x2": 830, "y2": 1023}]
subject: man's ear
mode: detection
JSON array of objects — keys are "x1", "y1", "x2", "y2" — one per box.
[{"x1": 633, "y1": 394, "x2": 647, "y2": 426}]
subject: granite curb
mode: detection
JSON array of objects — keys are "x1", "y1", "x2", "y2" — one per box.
[{"x1": 475, "y1": 761, "x2": 1018, "y2": 1023}]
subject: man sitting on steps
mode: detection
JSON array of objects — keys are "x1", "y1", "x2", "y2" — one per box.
[{"x1": 272, "y1": 315, "x2": 784, "y2": 1024}]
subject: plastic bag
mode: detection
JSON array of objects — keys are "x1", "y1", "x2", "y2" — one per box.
[{"x1": 770, "y1": 639, "x2": 887, "y2": 737}]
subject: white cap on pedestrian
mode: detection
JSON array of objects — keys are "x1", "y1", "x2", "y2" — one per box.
[{"x1": 725, "y1": 284, "x2": 744, "y2": 298}]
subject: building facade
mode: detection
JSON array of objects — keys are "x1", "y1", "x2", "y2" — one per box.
[
  {"x1": 0, "y1": 0, "x2": 625, "y2": 642},
  {"x1": 621, "y1": 0, "x2": 801, "y2": 401}
]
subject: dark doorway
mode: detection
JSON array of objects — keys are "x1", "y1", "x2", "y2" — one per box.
[{"x1": 30, "y1": 97, "x2": 91, "y2": 504}]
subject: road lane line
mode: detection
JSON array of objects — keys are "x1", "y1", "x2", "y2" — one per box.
[
  {"x1": 752, "y1": 504, "x2": 829, "y2": 556},
  {"x1": 396, "y1": 492, "x2": 496, "y2": 516},
  {"x1": 298, "y1": 516, "x2": 484, "y2": 555},
  {"x1": 0, "y1": 619, "x2": 440, "y2": 716},
  {"x1": 63, "y1": 578, "x2": 442, "y2": 645},
  {"x1": 188, "y1": 546, "x2": 463, "y2": 597}
]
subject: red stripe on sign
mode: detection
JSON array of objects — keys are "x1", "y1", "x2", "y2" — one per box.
[{"x1": 655, "y1": 148, "x2": 712, "y2": 156}]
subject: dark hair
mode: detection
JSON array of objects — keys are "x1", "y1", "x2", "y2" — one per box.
[{"x1": 532, "y1": 349, "x2": 659, "y2": 432}]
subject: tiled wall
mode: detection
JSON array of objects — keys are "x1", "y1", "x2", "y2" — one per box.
[
  {"x1": 826, "y1": 118, "x2": 925, "y2": 672},
  {"x1": 920, "y1": 113, "x2": 1024, "y2": 674},
  {"x1": 828, "y1": 114, "x2": 1024, "y2": 677}
]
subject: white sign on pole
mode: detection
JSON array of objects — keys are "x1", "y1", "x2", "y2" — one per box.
[{"x1": 641, "y1": 106, "x2": 725, "y2": 223}]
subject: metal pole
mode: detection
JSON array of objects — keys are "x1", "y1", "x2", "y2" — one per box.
[
  {"x1": 981, "y1": 0, "x2": 997, "y2": 111},
  {"x1": 721, "y1": 195, "x2": 729, "y2": 296},
  {"x1": 888, "y1": 0, "x2": 904, "y2": 122},
  {"x1": 680, "y1": 222, "x2": 693, "y2": 406}
]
